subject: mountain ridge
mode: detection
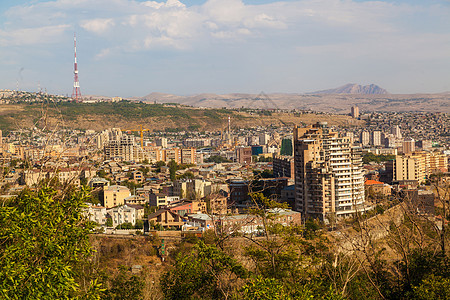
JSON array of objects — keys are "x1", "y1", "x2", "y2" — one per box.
[{"x1": 311, "y1": 83, "x2": 389, "y2": 94}]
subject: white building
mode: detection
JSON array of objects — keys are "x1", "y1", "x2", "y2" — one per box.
[
  {"x1": 107, "y1": 205, "x2": 137, "y2": 227},
  {"x1": 84, "y1": 205, "x2": 107, "y2": 225}
]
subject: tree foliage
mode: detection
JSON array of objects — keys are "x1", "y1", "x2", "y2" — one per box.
[
  {"x1": 0, "y1": 186, "x2": 103, "y2": 299},
  {"x1": 160, "y1": 241, "x2": 247, "y2": 299},
  {"x1": 103, "y1": 266, "x2": 144, "y2": 300}
]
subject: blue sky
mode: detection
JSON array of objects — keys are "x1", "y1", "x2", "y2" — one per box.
[{"x1": 0, "y1": 0, "x2": 449, "y2": 97}]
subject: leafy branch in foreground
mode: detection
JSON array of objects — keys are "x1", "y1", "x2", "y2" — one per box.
[{"x1": 0, "y1": 186, "x2": 103, "y2": 299}]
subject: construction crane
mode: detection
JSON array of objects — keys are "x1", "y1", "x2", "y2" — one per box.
[{"x1": 121, "y1": 124, "x2": 150, "y2": 147}]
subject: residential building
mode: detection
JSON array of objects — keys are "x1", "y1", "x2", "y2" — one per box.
[
  {"x1": 181, "y1": 148, "x2": 197, "y2": 164},
  {"x1": 149, "y1": 193, "x2": 180, "y2": 207},
  {"x1": 360, "y1": 131, "x2": 370, "y2": 146},
  {"x1": 124, "y1": 194, "x2": 148, "y2": 206},
  {"x1": 84, "y1": 205, "x2": 107, "y2": 225},
  {"x1": 104, "y1": 135, "x2": 148, "y2": 162},
  {"x1": 132, "y1": 170, "x2": 144, "y2": 184},
  {"x1": 103, "y1": 185, "x2": 131, "y2": 208},
  {"x1": 259, "y1": 133, "x2": 271, "y2": 145},
  {"x1": 351, "y1": 106, "x2": 359, "y2": 118},
  {"x1": 391, "y1": 125, "x2": 402, "y2": 139},
  {"x1": 273, "y1": 154, "x2": 294, "y2": 178},
  {"x1": 169, "y1": 200, "x2": 207, "y2": 216},
  {"x1": 293, "y1": 122, "x2": 365, "y2": 220},
  {"x1": 148, "y1": 208, "x2": 185, "y2": 229},
  {"x1": 371, "y1": 130, "x2": 382, "y2": 146},
  {"x1": 155, "y1": 137, "x2": 168, "y2": 148},
  {"x1": 107, "y1": 205, "x2": 137, "y2": 227},
  {"x1": 236, "y1": 146, "x2": 252, "y2": 164},
  {"x1": 364, "y1": 180, "x2": 391, "y2": 197},
  {"x1": 392, "y1": 151, "x2": 448, "y2": 183},
  {"x1": 173, "y1": 179, "x2": 212, "y2": 199},
  {"x1": 402, "y1": 137, "x2": 415, "y2": 154}
]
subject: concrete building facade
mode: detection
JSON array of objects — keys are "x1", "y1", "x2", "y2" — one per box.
[{"x1": 294, "y1": 122, "x2": 365, "y2": 220}]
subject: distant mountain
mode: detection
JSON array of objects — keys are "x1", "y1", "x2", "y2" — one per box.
[
  {"x1": 139, "y1": 90, "x2": 449, "y2": 113},
  {"x1": 312, "y1": 83, "x2": 389, "y2": 94}
]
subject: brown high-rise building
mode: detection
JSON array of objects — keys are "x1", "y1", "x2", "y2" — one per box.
[
  {"x1": 351, "y1": 106, "x2": 359, "y2": 118},
  {"x1": 294, "y1": 122, "x2": 365, "y2": 220}
]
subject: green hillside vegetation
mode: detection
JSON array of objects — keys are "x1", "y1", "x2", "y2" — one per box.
[
  {"x1": 0, "y1": 101, "x2": 239, "y2": 132},
  {"x1": 0, "y1": 92, "x2": 361, "y2": 132}
]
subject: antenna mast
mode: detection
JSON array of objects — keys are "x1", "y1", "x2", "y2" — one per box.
[{"x1": 72, "y1": 33, "x2": 82, "y2": 101}]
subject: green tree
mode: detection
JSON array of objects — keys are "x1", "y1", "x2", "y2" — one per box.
[
  {"x1": 116, "y1": 222, "x2": 133, "y2": 229},
  {"x1": 413, "y1": 275, "x2": 450, "y2": 300},
  {"x1": 160, "y1": 240, "x2": 247, "y2": 299},
  {"x1": 242, "y1": 277, "x2": 293, "y2": 300},
  {"x1": 0, "y1": 186, "x2": 103, "y2": 299},
  {"x1": 205, "y1": 155, "x2": 232, "y2": 163},
  {"x1": 168, "y1": 160, "x2": 177, "y2": 181},
  {"x1": 97, "y1": 169, "x2": 108, "y2": 178},
  {"x1": 104, "y1": 266, "x2": 144, "y2": 300},
  {"x1": 134, "y1": 219, "x2": 144, "y2": 229},
  {"x1": 106, "y1": 217, "x2": 113, "y2": 227}
]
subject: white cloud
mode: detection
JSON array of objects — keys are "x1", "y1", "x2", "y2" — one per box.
[
  {"x1": 80, "y1": 18, "x2": 115, "y2": 34},
  {"x1": 0, "y1": 24, "x2": 69, "y2": 46}
]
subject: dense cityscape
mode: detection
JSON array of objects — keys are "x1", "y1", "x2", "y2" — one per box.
[
  {"x1": 0, "y1": 88, "x2": 448, "y2": 298},
  {"x1": 1, "y1": 0, "x2": 449, "y2": 297}
]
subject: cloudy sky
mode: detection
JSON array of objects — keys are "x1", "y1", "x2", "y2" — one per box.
[{"x1": 0, "y1": 0, "x2": 449, "y2": 97}]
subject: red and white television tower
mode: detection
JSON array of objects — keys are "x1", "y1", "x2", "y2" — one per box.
[{"x1": 72, "y1": 33, "x2": 81, "y2": 101}]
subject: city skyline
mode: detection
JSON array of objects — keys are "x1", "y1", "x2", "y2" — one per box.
[{"x1": 1, "y1": 0, "x2": 449, "y2": 97}]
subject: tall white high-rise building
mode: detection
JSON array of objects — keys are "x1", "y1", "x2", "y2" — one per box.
[
  {"x1": 294, "y1": 122, "x2": 365, "y2": 221},
  {"x1": 360, "y1": 131, "x2": 370, "y2": 146},
  {"x1": 391, "y1": 125, "x2": 402, "y2": 139},
  {"x1": 371, "y1": 130, "x2": 382, "y2": 146}
]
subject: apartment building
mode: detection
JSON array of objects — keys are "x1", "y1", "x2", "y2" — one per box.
[
  {"x1": 371, "y1": 130, "x2": 382, "y2": 146},
  {"x1": 104, "y1": 135, "x2": 148, "y2": 162},
  {"x1": 360, "y1": 131, "x2": 370, "y2": 146},
  {"x1": 107, "y1": 205, "x2": 137, "y2": 227},
  {"x1": 181, "y1": 148, "x2": 197, "y2": 164},
  {"x1": 103, "y1": 185, "x2": 131, "y2": 208},
  {"x1": 392, "y1": 151, "x2": 448, "y2": 183},
  {"x1": 84, "y1": 205, "x2": 107, "y2": 225},
  {"x1": 294, "y1": 122, "x2": 365, "y2": 220},
  {"x1": 273, "y1": 154, "x2": 295, "y2": 178},
  {"x1": 173, "y1": 179, "x2": 212, "y2": 199},
  {"x1": 236, "y1": 146, "x2": 252, "y2": 164}
]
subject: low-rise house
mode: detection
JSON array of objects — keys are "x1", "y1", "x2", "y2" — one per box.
[
  {"x1": 148, "y1": 208, "x2": 185, "y2": 229},
  {"x1": 185, "y1": 209, "x2": 301, "y2": 234},
  {"x1": 168, "y1": 200, "x2": 207, "y2": 216},
  {"x1": 89, "y1": 177, "x2": 110, "y2": 188},
  {"x1": 124, "y1": 194, "x2": 148, "y2": 206},
  {"x1": 132, "y1": 170, "x2": 144, "y2": 184},
  {"x1": 365, "y1": 180, "x2": 392, "y2": 197}
]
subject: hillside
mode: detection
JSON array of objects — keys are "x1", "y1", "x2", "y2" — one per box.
[{"x1": 0, "y1": 101, "x2": 361, "y2": 132}]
